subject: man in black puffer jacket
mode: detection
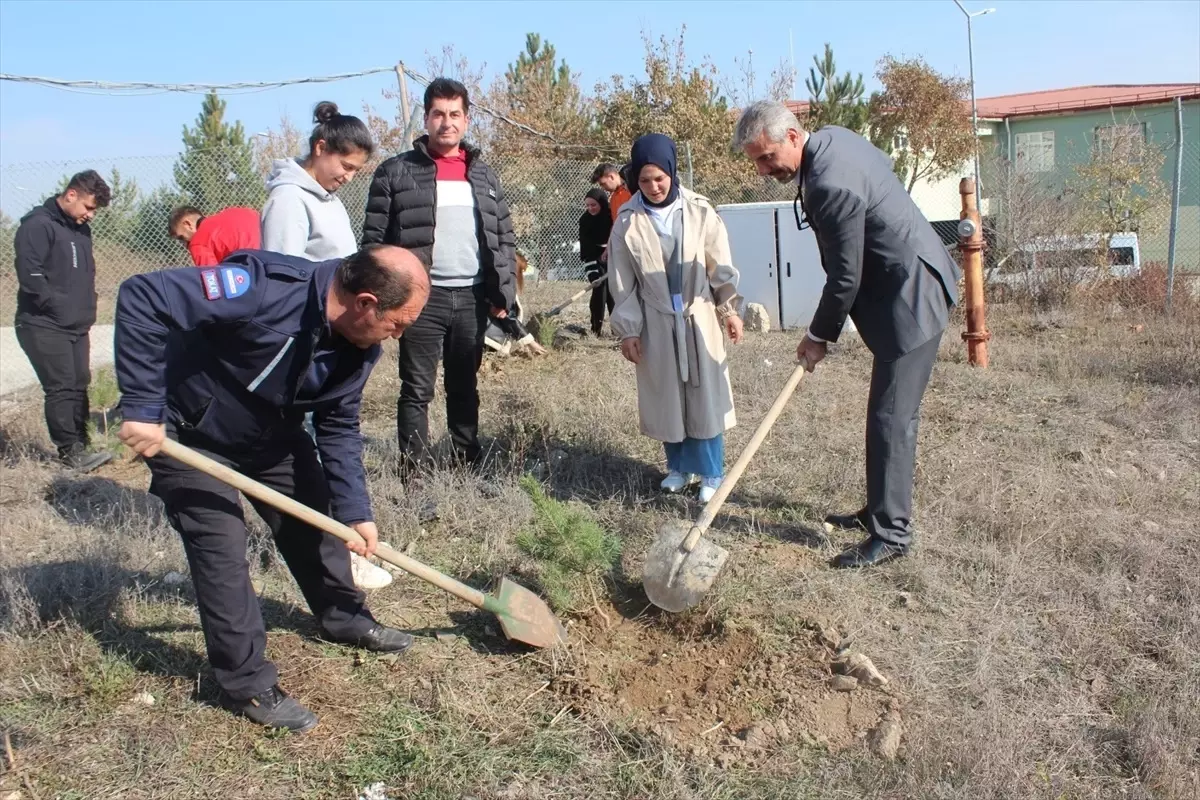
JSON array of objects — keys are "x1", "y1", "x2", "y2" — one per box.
[
  {"x1": 362, "y1": 77, "x2": 520, "y2": 475},
  {"x1": 14, "y1": 169, "x2": 113, "y2": 472}
]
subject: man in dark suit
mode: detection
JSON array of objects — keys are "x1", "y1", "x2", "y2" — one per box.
[{"x1": 733, "y1": 101, "x2": 961, "y2": 569}]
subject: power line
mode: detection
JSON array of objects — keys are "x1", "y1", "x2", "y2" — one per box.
[
  {"x1": 0, "y1": 65, "x2": 609, "y2": 153},
  {"x1": 0, "y1": 67, "x2": 395, "y2": 95}
]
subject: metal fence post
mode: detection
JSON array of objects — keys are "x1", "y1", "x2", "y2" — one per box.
[
  {"x1": 1166, "y1": 96, "x2": 1183, "y2": 315},
  {"x1": 684, "y1": 141, "x2": 694, "y2": 190}
]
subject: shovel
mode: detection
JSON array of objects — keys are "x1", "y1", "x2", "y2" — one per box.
[
  {"x1": 643, "y1": 361, "x2": 808, "y2": 612},
  {"x1": 157, "y1": 438, "x2": 568, "y2": 649},
  {"x1": 540, "y1": 268, "x2": 610, "y2": 319}
]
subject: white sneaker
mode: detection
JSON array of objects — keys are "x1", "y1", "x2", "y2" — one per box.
[
  {"x1": 661, "y1": 470, "x2": 697, "y2": 493},
  {"x1": 350, "y1": 552, "x2": 393, "y2": 590},
  {"x1": 699, "y1": 477, "x2": 723, "y2": 504}
]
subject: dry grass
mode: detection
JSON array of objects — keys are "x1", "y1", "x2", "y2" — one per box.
[{"x1": 1, "y1": 300, "x2": 1197, "y2": 799}]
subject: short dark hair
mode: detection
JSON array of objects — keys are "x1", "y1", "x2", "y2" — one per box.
[
  {"x1": 591, "y1": 163, "x2": 622, "y2": 183},
  {"x1": 168, "y1": 205, "x2": 202, "y2": 232},
  {"x1": 309, "y1": 101, "x2": 375, "y2": 158},
  {"x1": 336, "y1": 245, "x2": 418, "y2": 313},
  {"x1": 423, "y1": 78, "x2": 470, "y2": 115},
  {"x1": 65, "y1": 170, "x2": 111, "y2": 207}
]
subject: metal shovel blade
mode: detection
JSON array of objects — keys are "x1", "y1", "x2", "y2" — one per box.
[
  {"x1": 643, "y1": 520, "x2": 730, "y2": 613},
  {"x1": 482, "y1": 577, "x2": 569, "y2": 649}
]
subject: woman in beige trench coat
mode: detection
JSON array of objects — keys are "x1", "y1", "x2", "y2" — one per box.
[{"x1": 608, "y1": 133, "x2": 744, "y2": 503}]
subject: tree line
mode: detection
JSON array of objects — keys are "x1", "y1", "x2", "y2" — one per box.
[{"x1": 2, "y1": 27, "x2": 1165, "y2": 273}]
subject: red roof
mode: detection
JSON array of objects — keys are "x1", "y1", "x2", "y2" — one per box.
[
  {"x1": 779, "y1": 84, "x2": 1200, "y2": 121},
  {"x1": 975, "y1": 84, "x2": 1200, "y2": 118}
]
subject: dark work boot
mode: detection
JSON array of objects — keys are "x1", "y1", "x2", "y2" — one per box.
[
  {"x1": 61, "y1": 446, "x2": 113, "y2": 474},
  {"x1": 222, "y1": 685, "x2": 318, "y2": 733}
]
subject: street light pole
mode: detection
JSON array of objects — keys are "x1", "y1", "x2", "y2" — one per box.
[{"x1": 953, "y1": 1, "x2": 995, "y2": 215}]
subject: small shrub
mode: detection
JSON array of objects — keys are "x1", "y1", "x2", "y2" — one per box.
[
  {"x1": 515, "y1": 475, "x2": 620, "y2": 613},
  {"x1": 90, "y1": 366, "x2": 121, "y2": 410},
  {"x1": 529, "y1": 315, "x2": 559, "y2": 350}
]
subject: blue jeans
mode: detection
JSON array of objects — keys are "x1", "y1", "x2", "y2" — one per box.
[{"x1": 664, "y1": 434, "x2": 724, "y2": 479}]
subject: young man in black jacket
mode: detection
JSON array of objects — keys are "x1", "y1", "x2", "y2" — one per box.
[
  {"x1": 14, "y1": 170, "x2": 113, "y2": 472},
  {"x1": 362, "y1": 78, "x2": 520, "y2": 475}
]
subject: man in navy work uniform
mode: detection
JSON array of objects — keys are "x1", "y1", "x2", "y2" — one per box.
[
  {"x1": 114, "y1": 244, "x2": 430, "y2": 732},
  {"x1": 734, "y1": 101, "x2": 961, "y2": 570}
]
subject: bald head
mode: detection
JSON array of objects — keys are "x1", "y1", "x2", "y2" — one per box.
[
  {"x1": 337, "y1": 244, "x2": 428, "y2": 310},
  {"x1": 330, "y1": 245, "x2": 431, "y2": 347}
]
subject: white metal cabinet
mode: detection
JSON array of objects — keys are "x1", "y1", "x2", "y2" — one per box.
[
  {"x1": 774, "y1": 210, "x2": 826, "y2": 329},
  {"x1": 715, "y1": 203, "x2": 781, "y2": 329}
]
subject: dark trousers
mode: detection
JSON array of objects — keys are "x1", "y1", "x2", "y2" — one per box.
[
  {"x1": 147, "y1": 428, "x2": 375, "y2": 701},
  {"x1": 863, "y1": 332, "x2": 943, "y2": 548},
  {"x1": 589, "y1": 283, "x2": 614, "y2": 335},
  {"x1": 16, "y1": 324, "x2": 90, "y2": 458},
  {"x1": 397, "y1": 284, "x2": 487, "y2": 471}
]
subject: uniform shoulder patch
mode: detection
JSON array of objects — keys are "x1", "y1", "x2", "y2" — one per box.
[
  {"x1": 200, "y1": 269, "x2": 222, "y2": 301},
  {"x1": 219, "y1": 266, "x2": 252, "y2": 299}
]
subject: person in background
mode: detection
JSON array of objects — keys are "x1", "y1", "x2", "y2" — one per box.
[
  {"x1": 608, "y1": 134, "x2": 744, "y2": 504},
  {"x1": 169, "y1": 206, "x2": 262, "y2": 267},
  {"x1": 13, "y1": 169, "x2": 113, "y2": 473},
  {"x1": 260, "y1": 100, "x2": 392, "y2": 592},
  {"x1": 591, "y1": 163, "x2": 632, "y2": 224},
  {"x1": 261, "y1": 101, "x2": 371, "y2": 261},
  {"x1": 732, "y1": 100, "x2": 961, "y2": 569},
  {"x1": 578, "y1": 187, "x2": 614, "y2": 337},
  {"x1": 361, "y1": 77, "x2": 519, "y2": 479}
]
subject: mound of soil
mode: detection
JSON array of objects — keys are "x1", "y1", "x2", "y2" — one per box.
[{"x1": 548, "y1": 598, "x2": 894, "y2": 767}]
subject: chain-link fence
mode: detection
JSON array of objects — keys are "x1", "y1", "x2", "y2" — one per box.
[
  {"x1": 0, "y1": 147, "x2": 796, "y2": 328},
  {"x1": 2, "y1": 133, "x2": 1196, "y2": 330},
  {"x1": 978, "y1": 133, "x2": 1199, "y2": 312}
]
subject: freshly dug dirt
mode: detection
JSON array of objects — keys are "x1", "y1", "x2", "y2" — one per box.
[{"x1": 547, "y1": 597, "x2": 894, "y2": 767}]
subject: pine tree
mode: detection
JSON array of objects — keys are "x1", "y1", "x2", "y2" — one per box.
[
  {"x1": 89, "y1": 168, "x2": 140, "y2": 247},
  {"x1": 173, "y1": 91, "x2": 264, "y2": 213},
  {"x1": 804, "y1": 44, "x2": 869, "y2": 134},
  {"x1": 491, "y1": 33, "x2": 594, "y2": 155}
]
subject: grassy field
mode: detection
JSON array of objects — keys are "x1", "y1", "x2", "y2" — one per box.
[{"x1": 1, "y1": 300, "x2": 1197, "y2": 800}]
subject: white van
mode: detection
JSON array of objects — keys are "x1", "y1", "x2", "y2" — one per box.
[{"x1": 990, "y1": 231, "x2": 1141, "y2": 288}]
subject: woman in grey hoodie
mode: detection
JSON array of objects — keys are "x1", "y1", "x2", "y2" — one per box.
[
  {"x1": 261, "y1": 101, "x2": 373, "y2": 260},
  {"x1": 261, "y1": 103, "x2": 393, "y2": 591}
]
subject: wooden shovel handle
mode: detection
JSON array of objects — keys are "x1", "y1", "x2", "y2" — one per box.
[
  {"x1": 545, "y1": 271, "x2": 610, "y2": 317},
  {"x1": 681, "y1": 362, "x2": 808, "y2": 552},
  {"x1": 157, "y1": 438, "x2": 489, "y2": 609}
]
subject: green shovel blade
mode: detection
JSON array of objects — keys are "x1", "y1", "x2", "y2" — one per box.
[{"x1": 480, "y1": 577, "x2": 568, "y2": 648}]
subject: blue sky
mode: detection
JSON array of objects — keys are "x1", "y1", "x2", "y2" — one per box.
[{"x1": 1, "y1": 0, "x2": 1198, "y2": 207}]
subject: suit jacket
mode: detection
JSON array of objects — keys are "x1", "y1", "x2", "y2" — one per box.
[
  {"x1": 799, "y1": 126, "x2": 961, "y2": 361},
  {"x1": 114, "y1": 251, "x2": 381, "y2": 524}
]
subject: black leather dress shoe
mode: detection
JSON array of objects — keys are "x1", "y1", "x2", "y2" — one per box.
[
  {"x1": 824, "y1": 508, "x2": 869, "y2": 532},
  {"x1": 333, "y1": 623, "x2": 415, "y2": 654},
  {"x1": 223, "y1": 685, "x2": 318, "y2": 733},
  {"x1": 831, "y1": 536, "x2": 907, "y2": 569}
]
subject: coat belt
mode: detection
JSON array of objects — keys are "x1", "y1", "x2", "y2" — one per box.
[{"x1": 642, "y1": 295, "x2": 703, "y2": 388}]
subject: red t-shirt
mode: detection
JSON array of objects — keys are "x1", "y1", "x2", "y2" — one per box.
[
  {"x1": 188, "y1": 206, "x2": 262, "y2": 267},
  {"x1": 433, "y1": 148, "x2": 469, "y2": 180}
]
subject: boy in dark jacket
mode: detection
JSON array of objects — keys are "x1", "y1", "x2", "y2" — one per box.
[{"x1": 14, "y1": 169, "x2": 112, "y2": 471}]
